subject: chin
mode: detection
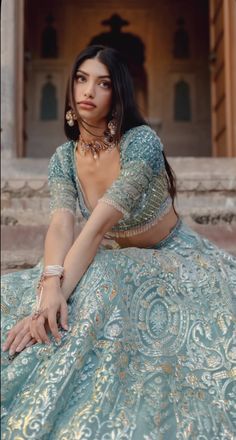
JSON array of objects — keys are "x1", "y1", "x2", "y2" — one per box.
[
  {"x1": 79, "y1": 112, "x2": 107, "y2": 126},
  {"x1": 79, "y1": 110, "x2": 97, "y2": 119}
]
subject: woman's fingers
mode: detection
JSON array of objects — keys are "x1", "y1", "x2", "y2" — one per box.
[
  {"x1": 2, "y1": 329, "x2": 17, "y2": 351},
  {"x1": 8, "y1": 328, "x2": 29, "y2": 355},
  {"x1": 48, "y1": 309, "x2": 61, "y2": 342},
  {"x1": 33, "y1": 316, "x2": 50, "y2": 345},
  {"x1": 26, "y1": 338, "x2": 36, "y2": 347},
  {"x1": 30, "y1": 310, "x2": 60, "y2": 343},
  {"x1": 60, "y1": 301, "x2": 68, "y2": 331},
  {"x1": 15, "y1": 332, "x2": 33, "y2": 353},
  {"x1": 30, "y1": 315, "x2": 44, "y2": 344},
  {"x1": 2, "y1": 320, "x2": 25, "y2": 352}
]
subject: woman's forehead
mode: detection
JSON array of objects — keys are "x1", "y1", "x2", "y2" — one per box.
[{"x1": 77, "y1": 58, "x2": 110, "y2": 78}]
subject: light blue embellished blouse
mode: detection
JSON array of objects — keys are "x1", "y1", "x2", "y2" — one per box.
[{"x1": 48, "y1": 125, "x2": 172, "y2": 237}]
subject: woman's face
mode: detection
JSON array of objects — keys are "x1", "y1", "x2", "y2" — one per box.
[{"x1": 73, "y1": 58, "x2": 112, "y2": 125}]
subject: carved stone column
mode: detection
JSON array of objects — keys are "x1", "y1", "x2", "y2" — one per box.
[
  {"x1": 223, "y1": 0, "x2": 236, "y2": 156},
  {"x1": 1, "y1": 0, "x2": 24, "y2": 158}
]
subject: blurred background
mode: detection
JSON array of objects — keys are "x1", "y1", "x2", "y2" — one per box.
[
  {"x1": 1, "y1": 0, "x2": 236, "y2": 272},
  {"x1": 1, "y1": 0, "x2": 236, "y2": 158}
]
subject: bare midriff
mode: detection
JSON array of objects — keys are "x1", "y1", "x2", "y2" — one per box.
[
  {"x1": 75, "y1": 146, "x2": 179, "y2": 249},
  {"x1": 110, "y1": 207, "x2": 179, "y2": 249}
]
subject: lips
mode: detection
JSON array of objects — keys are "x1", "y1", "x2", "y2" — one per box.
[{"x1": 79, "y1": 101, "x2": 96, "y2": 108}]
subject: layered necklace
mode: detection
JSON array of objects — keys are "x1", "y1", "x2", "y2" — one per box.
[{"x1": 77, "y1": 120, "x2": 118, "y2": 160}]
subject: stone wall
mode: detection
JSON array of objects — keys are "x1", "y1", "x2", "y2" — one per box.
[{"x1": 23, "y1": 0, "x2": 211, "y2": 157}]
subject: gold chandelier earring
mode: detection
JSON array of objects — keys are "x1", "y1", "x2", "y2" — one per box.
[
  {"x1": 65, "y1": 109, "x2": 77, "y2": 127},
  {"x1": 104, "y1": 111, "x2": 118, "y2": 144}
]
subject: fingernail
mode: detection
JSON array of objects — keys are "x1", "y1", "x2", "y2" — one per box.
[
  {"x1": 2, "y1": 345, "x2": 6, "y2": 351},
  {"x1": 55, "y1": 338, "x2": 61, "y2": 343},
  {"x1": 9, "y1": 349, "x2": 14, "y2": 356},
  {"x1": 64, "y1": 325, "x2": 68, "y2": 331},
  {"x1": 15, "y1": 346, "x2": 21, "y2": 352}
]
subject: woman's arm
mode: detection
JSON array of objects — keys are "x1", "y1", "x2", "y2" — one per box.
[
  {"x1": 2, "y1": 210, "x2": 75, "y2": 354},
  {"x1": 61, "y1": 202, "x2": 123, "y2": 300},
  {"x1": 43, "y1": 210, "x2": 75, "y2": 267},
  {"x1": 39, "y1": 209, "x2": 75, "y2": 306},
  {"x1": 28, "y1": 202, "x2": 122, "y2": 345}
]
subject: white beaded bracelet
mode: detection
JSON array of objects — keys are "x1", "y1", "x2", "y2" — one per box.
[
  {"x1": 32, "y1": 265, "x2": 64, "y2": 318},
  {"x1": 37, "y1": 265, "x2": 64, "y2": 290}
]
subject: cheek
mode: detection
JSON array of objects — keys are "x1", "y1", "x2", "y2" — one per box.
[
  {"x1": 73, "y1": 85, "x2": 78, "y2": 101},
  {"x1": 102, "y1": 91, "x2": 112, "y2": 112},
  {"x1": 74, "y1": 82, "x2": 85, "y2": 99}
]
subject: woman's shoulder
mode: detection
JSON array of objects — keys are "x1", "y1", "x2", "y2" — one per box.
[
  {"x1": 121, "y1": 124, "x2": 164, "y2": 170},
  {"x1": 50, "y1": 140, "x2": 74, "y2": 165},
  {"x1": 54, "y1": 140, "x2": 74, "y2": 158},
  {"x1": 49, "y1": 140, "x2": 75, "y2": 176},
  {"x1": 122, "y1": 124, "x2": 163, "y2": 150},
  {"x1": 122, "y1": 124, "x2": 154, "y2": 139}
]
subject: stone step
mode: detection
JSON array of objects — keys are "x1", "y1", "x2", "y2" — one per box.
[{"x1": 1, "y1": 191, "x2": 236, "y2": 225}]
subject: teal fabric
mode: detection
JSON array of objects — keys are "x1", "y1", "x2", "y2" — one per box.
[
  {"x1": 48, "y1": 125, "x2": 171, "y2": 233},
  {"x1": 1, "y1": 221, "x2": 236, "y2": 439}
]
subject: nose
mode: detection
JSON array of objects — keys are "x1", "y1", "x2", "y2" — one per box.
[{"x1": 84, "y1": 82, "x2": 95, "y2": 99}]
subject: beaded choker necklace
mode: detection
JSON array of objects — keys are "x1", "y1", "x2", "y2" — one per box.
[{"x1": 78, "y1": 133, "x2": 117, "y2": 160}]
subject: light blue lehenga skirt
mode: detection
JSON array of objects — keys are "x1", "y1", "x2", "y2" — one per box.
[{"x1": 1, "y1": 220, "x2": 236, "y2": 439}]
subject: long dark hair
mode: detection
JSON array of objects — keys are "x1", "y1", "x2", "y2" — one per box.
[{"x1": 64, "y1": 44, "x2": 176, "y2": 202}]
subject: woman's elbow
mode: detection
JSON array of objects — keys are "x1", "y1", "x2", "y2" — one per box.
[{"x1": 89, "y1": 202, "x2": 123, "y2": 237}]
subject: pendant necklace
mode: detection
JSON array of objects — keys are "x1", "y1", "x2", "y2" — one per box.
[{"x1": 78, "y1": 129, "x2": 117, "y2": 160}]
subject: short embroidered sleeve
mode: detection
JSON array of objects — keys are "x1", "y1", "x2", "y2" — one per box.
[
  {"x1": 48, "y1": 144, "x2": 77, "y2": 216},
  {"x1": 99, "y1": 126, "x2": 166, "y2": 218}
]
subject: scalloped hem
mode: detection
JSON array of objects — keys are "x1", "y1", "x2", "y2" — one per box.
[
  {"x1": 98, "y1": 197, "x2": 130, "y2": 218},
  {"x1": 104, "y1": 200, "x2": 172, "y2": 238}
]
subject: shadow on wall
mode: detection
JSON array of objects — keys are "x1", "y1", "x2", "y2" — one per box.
[{"x1": 88, "y1": 13, "x2": 148, "y2": 116}]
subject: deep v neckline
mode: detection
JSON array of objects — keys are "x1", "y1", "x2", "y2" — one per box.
[
  {"x1": 72, "y1": 126, "x2": 143, "y2": 217},
  {"x1": 72, "y1": 135, "x2": 124, "y2": 217},
  {"x1": 73, "y1": 145, "x2": 93, "y2": 217}
]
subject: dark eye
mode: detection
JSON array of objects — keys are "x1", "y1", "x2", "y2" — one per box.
[
  {"x1": 75, "y1": 74, "x2": 85, "y2": 83},
  {"x1": 100, "y1": 81, "x2": 111, "y2": 89}
]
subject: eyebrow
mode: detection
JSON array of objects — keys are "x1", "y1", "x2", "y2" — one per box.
[{"x1": 76, "y1": 69, "x2": 111, "y2": 79}]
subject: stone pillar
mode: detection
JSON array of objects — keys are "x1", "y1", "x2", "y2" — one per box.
[
  {"x1": 224, "y1": 0, "x2": 236, "y2": 156},
  {"x1": 1, "y1": 0, "x2": 24, "y2": 158}
]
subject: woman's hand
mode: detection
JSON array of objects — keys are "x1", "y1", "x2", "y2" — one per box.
[
  {"x1": 2, "y1": 316, "x2": 36, "y2": 356},
  {"x1": 30, "y1": 280, "x2": 68, "y2": 345}
]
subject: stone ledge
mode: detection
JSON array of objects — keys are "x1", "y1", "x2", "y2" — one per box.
[
  {"x1": 1, "y1": 224, "x2": 47, "y2": 250},
  {"x1": 2, "y1": 176, "x2": 236, "y2": 195},
  {"x1": 1, "y1": 250, "x2": 42, "y2": 272},
  {"x1": 2, "y1": 157, "x2": 236, "y2": 194},
  {"x1": 1, "y1": 180, "x2": 49, "y2": 197},
  {"x1": 188, "y1": 223, "x2": 236, "y2": 255}
]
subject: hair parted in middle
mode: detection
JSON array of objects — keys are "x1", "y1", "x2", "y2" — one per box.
[
  {"x1": 64, "y1": 44, "x2": 146, "y2": 143},
  {"x1": 64, "y1": 44, "x2": 177, "y2": 203}
]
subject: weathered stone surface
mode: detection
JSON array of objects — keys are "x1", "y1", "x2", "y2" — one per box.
[
  {"x1": 1, "y1": 225, "x2": 47, "y2": 250},
  {"x1": 1, "y1": 250, "x2": 42, "y2": 272},
  {"x1": 1, "y1": 208, "x2": 50, "y2": 225},
  {"x1": 191, "y1": 223, "x2": 236, "y2": 255}
]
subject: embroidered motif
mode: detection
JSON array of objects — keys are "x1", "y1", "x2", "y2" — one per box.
[
  {"x1": 48, "y1": 125, "x2": 170, "y2": 234},
  {"x1": 1, "y1": 222, "x2": 236, "y2": 438}
]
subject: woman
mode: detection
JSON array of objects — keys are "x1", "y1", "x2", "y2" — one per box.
[{"x1": 1, "y1": 45, "x2": 236, "y2": 439}]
